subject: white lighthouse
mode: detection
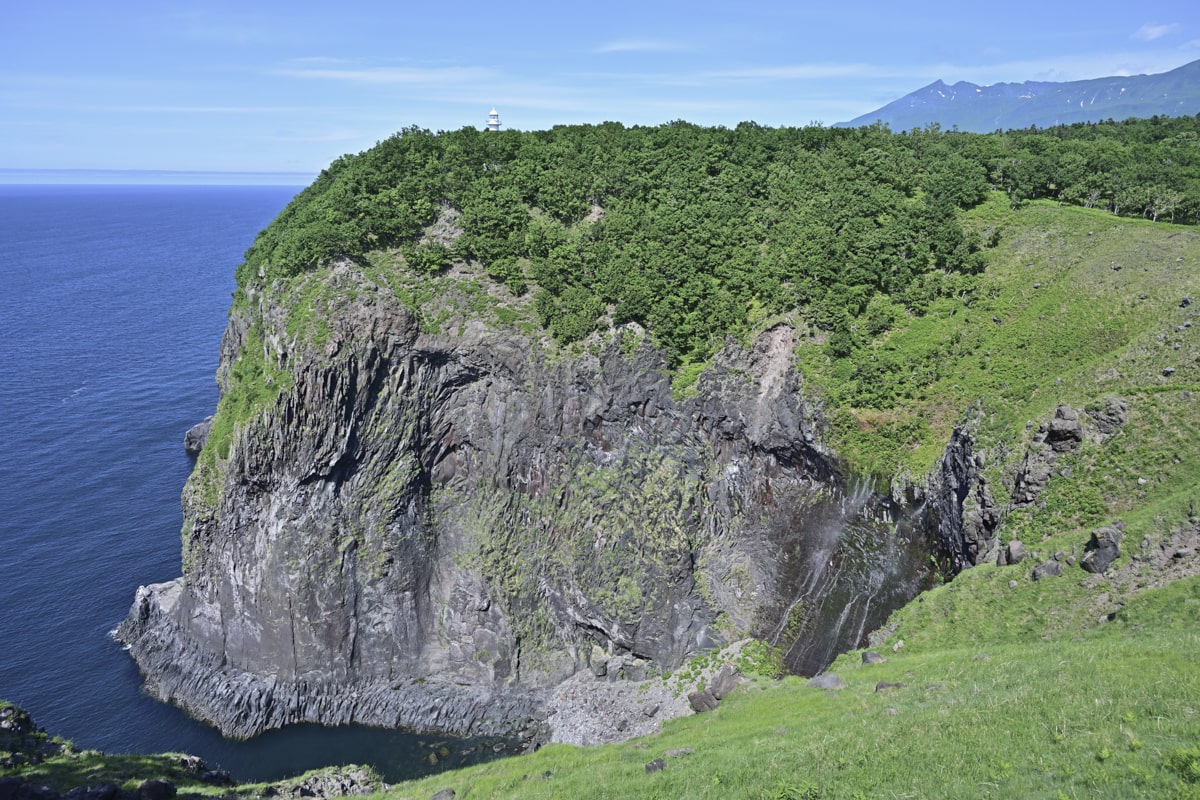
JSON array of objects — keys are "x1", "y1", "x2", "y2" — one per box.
[{"x1": 486, "y1": 108, "x2": 501, "y2": 131}]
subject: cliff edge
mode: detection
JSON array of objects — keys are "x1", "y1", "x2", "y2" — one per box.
[{"x1": 117, "y1": 260, "x2": 950, "y2": 739}]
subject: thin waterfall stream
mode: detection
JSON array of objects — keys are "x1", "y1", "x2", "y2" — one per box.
[{"x1": 764, "y1": 476, "x2": 937, "y2": 676}]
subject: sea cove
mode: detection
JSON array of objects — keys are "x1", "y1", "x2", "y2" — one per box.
[{"x1": 0, "y1": 185, "x2": 510, "y2": 782}]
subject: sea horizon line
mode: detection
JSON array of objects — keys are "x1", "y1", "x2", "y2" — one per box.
[{"x1": 0, "y1": 167, "x2": 315, "y2": 186}]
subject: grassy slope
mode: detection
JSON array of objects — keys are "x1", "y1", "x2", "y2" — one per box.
[
  {"x1": 374, "y1": 579, "x2": 1200, "y2": 800},
  {"x1": 808, "y1": 194, "x2": 1200, "y2": 484}
]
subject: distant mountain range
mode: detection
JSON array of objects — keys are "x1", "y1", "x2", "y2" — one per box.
[{"x1": 838, "y1": 58, "x2": 1200, "y2": 132}]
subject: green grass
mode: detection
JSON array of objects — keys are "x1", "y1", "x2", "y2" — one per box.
[
  {"x1": 802, "y1": 194, "x2": 1200, "y2": 481},
  {"x1": 361, "y1": 577, "x2": 1200, "y2": 799}
]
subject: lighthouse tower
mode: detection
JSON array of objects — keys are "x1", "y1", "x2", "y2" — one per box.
[{"x1": 486, "y1": 108, "x2": 501, "y2": 131}]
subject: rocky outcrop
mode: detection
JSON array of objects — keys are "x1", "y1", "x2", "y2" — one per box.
[
  {"x1": 1011, "y1": 405, "x2": 1084, "y2": 508},
  {"x1": 118, "y1": 582, "x2": 544, "y2": 740},
  {"x1": 1081, "y1": 525, "x2": 1125, "y2": 574},
  {"x1": 182, "y1": 416, "x2": 213, "y2": 454},
  {"x1": 118, "y1": 265, "x2": 961, "y2": 740},
  {"x1": 925, "y1": 417, "x2": 1001, "y2": 571}
]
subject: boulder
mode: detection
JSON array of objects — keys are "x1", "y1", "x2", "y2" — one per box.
[
  {"x1": 861, "y1": 651, "x2": 885, "y2": 665},
  {"x1": 806, "y1": 673, "x2": 846, "y2": 690},
  {"x1": 1045, "y1": 405, "x2": 1084, "y2": 453},
  {"x1": 709, "y1": 665, "x2": 739, "y2": 700},
  {"x1": 687, "y1": 690, "x2": 719, "y2": 713},
  {"x1": 1081, "y1": 526, "x2": 1125, "y2": 574},
  {"x1": 999, "y1": 540, "x2": 1026, "y2": 566},
  {"x1": 136, "y1": 780, "x2": 175, "y2": 800},
  {"x1": 1031, "y1": 561, "x2": 1063, "y2": 581}
]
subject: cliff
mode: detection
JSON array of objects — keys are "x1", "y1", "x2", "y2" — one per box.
[{"x1": 117, "y1": 259, "x2": 957, "y2": 739}]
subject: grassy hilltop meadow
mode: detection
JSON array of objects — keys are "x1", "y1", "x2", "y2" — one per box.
[{"x1": 6, "y1": 117, "x2": 1200, "y2": 798}]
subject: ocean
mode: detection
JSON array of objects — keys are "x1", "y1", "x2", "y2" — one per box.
[{"x1": 0, "y1": 185, "x2": 505, "y2": 783}]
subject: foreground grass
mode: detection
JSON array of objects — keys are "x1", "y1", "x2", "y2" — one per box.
[{"x1": 381, "y1": 576, "x2": 1200, "y2": 800}]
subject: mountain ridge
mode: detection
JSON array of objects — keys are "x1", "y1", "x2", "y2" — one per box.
[{"x1": 839, "y1": 58, "x2": 1200, "y2": 132}]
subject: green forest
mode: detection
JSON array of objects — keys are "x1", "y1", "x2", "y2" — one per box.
[{"x1": 239, "y1": 115, "x2": 1200, "y2": 376}]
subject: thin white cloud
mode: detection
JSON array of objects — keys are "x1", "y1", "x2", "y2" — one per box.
[
  {"x1": 284, "y1": 56, "x2": 355, "y2": 66},
  {"x1": 261, "y1": 128, "x2": 365, "y2": 143},
  {"x1": 112, "y1": 105, "x2": 305, "y2": 114},
  {"x1": 702, "y1": 63, "x2": 879, "y2": 80},
  {"x1": 595, "y1": 39, "x2": 690, "y2": 54},
  {"x1": 275, "y1": 66, "x2": 494, "y2": 85},
  {"x1": 1132, "y1": 22, "x2": 1181, "y2": 42}
]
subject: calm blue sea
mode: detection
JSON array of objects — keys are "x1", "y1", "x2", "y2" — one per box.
[{"x1": 0, "y1": 185, "x2": 504, "y2": 783}]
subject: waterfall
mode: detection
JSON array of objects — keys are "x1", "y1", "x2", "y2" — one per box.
[{"x1": 764, "y1": 475, "x2": 936, "y2": 676}]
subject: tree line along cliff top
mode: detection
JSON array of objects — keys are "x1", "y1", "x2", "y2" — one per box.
[{"x1": 238, "y1": 116, "x2": 1200, "y2": 374}]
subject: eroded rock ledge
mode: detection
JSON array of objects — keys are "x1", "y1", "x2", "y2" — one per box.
[{"x1": 118, "y1": 581, "x2": 545, "y2": 741}]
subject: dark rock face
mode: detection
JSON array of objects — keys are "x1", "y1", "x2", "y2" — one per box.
[
  {"x1": 1081, "y1": 526, "x2": 1125, "y2": 574},
  {"x1": 117, "y1": 267, "x2": 963, "y2": 739},
  {"x1": 134, "y1": 780, "x2": 174, "y2": 800},
  {"x1": 926, "y1": 420, "x2": 1000, "y2": 570}
]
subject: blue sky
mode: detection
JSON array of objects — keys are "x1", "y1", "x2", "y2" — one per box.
[{"x1": 3, "y1": 1, "x2": 1198, "y2": 181}]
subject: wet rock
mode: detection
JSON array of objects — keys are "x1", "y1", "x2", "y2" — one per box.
[
  {"x1": 927, "y1": 419, "x2": 1001, "y2": 571},
  {"x1": 1081, "y1": 526, "x2": 1125, "y2": 574},
  {"x1": 0, "y1": 778, "x2": 22, "y2": 800},
  {"x1": 198, "y1": 771, "x2": 233, "y2": 787}
]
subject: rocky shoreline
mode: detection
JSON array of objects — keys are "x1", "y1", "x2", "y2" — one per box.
[{"x1": 116, "y1": 581, "x2": 546, "y2": 743}]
